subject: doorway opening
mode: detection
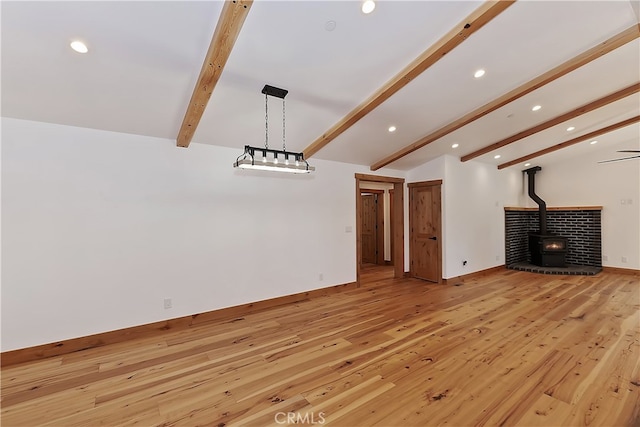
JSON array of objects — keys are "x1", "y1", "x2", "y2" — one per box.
[
  {"x1": 359, "y1": 188, "x2": 386, "y2": 266},
  {"x1": 355, "y1": 173, "x2": 405, "y2": 285}
]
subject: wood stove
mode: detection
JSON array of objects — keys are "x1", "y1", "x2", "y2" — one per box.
[
  {"x1": 525, "y1": 166, "x2": 568, "y2": 268},
  {"x1": 528, "y1": 233, "x2": 567, "y2": 267}
]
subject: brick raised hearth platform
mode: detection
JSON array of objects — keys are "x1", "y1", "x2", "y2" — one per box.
[{"x1": 508, "y1": 261, "x2": 601, "y2": 276}]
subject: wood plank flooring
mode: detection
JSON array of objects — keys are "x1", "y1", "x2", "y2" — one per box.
[{"x1": 2, "y1": 266, "x2": 639, "y2": 426}]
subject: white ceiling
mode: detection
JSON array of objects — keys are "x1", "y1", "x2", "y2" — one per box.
[{"x1": 2, "y1": 1, "x2": 639, "y2": 172}]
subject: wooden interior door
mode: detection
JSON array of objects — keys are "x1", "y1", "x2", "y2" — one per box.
[
  {"x1": 360, "y1": 193, "x2": 377, "y2": 264},
  {"x1": 409, "y1": 181, "x2": 442, "y2": 282},
  {"x1": 375, "y1": 192, "x2": 384, "y2": 265},
  {"x1": 388, "y1": 189, "x2": 394, "y2": 265}
]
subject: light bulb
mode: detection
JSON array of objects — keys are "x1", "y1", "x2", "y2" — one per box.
[
  {"x1": 362, "y1": 0, "x2": 375, "y2": 14},
  {"x1": 70, "y1": 40, "x2": 88, "y2": 53}
]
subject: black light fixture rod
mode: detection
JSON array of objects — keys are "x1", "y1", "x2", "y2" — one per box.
[
  {"x1": 243, "y1": 144, "x2": 306, "y2": 160},
  {"x1": 262, "y1": 85, "x2": 288, "y2": 99}
]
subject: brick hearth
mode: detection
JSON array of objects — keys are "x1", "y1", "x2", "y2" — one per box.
[{"x1": 504, "y1": 207, "x2": 602, "y2": 274}]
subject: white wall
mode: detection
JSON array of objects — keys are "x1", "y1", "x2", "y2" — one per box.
[
  {"x1": 523, "y1": 143, "x2": 640, "y2": 270},
  {"x1": 405, "y1": 145, "x2": 640, "y2": 278},
  {"x1": 442, "y1": 156, "x2": 521, "y2": 278},
  {"x1": 4, "y1": 117, "x2": 635, "y2": 351},
  {"x1": 406, "y1": 155, "x2": 521, "y2": 279},
  {"x1": 1, "y1": 118, "x2": 404, "y2": 351}
]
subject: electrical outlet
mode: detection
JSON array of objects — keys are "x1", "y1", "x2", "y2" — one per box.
[
  {"x1": 622, "y1": 256, "x2": 628, "y2": 263},
  {"x1": 602, "y1": 255, "x2": 608, "y2": 261},
  {"x1": 496, "y1": 255, "x2": 500, "y2": 261},
  {"x1": 164, "y1": 298, "x2": 172, "y2": 310},
  {"x1": 319, "y1": 273, "x2": 324, "y2": 281},
  {"x1": 345, "y1": 226, "x2": 353, "y2": 233}
]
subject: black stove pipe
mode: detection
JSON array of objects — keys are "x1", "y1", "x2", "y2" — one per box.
[{"x1": 524, "y1": 166, "x2": 547, "y2": 234}]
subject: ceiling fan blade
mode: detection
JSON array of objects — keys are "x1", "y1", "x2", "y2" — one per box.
[
  {"x1": 598, "y1": 155, "x2": 640, "y2": 164},
  {"x1": 616, "y1": 150, "x2": 640, "y2": 153}
]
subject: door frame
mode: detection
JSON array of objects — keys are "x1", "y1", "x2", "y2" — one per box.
[
  {"x1": 408, "y1": 180, "x2": 443, "y2": 284},
  {"x1": 359, "y1": 189, "x2": 385, "y2": 265},
  {"x1": 355, "y1": 173, "x2": 405, "y2": 285}
]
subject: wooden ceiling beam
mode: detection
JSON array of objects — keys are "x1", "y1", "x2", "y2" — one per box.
[
  {"x1": 460, "y1": 83, "x2": 640, "y2": 162},
  {"x1": 497, "y1": 115, "x2": 640, "y2": 169},
  {"x1": 370, "y1": 24, "x2": 640, "y2": 170},
  {"x1": 355, "y1": 173, "x2": 405, "y2": 184},
  {"x1": 177, "y1": 0, "x2": 252, "y2": 148},
  {"x1": 301, "y1": 0, "x2": 515, "y2": 160}
]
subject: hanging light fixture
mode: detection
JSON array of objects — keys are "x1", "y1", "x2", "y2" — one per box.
[{"x1": 234, "y1": 85, "x2": 315, "y2": 174}]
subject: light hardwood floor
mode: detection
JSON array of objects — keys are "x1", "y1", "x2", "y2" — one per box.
[{"x1": 2, "y1": 266, "x2": 639, "y2": 426}]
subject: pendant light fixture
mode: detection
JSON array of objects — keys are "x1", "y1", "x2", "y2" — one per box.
[{"x1": 234, "y1": 85, "x2": 315, "y2": 174}]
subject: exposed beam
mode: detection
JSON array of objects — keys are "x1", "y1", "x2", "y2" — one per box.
[
  {"x1": 302, "y1": 0, "x2": 516, "y2": 160},
  {"x1": 497, "y1": 115, "x2": 640, "y2": 170},
  {"x1": 460, "y1": 83, "x2": 640, "y2": 162},
  {"x1": 370, "y1": 24, "x2": 640, "y2": 171},
  {"x1": 355, "y1": 173, "x2": 405, "y2": 184},
  {"x1": 177, "y1": 0, "x2": 252, "y2": 148}
]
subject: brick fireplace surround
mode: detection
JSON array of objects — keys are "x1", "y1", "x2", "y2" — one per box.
[{"x1": 504, "y1": 206, "x2": 602, "y2": 275}]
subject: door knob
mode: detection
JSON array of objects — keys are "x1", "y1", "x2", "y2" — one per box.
[{"x1": 429, "y1": 236, "x2": 437, "y2": 240}]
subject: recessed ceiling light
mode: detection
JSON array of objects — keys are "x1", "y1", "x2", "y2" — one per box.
[
  {"x1": 590, "y1": 140, "x2": 598, "y2": 145},
  {"x1": 566, "y1": 126, "x2": 575, "y2": 132},
  {"x1": 70, "y1": 40, "x2": 88, "y2": 54},
  {"x1": 524, "y1": 163, "x2": 531, "y2": 167},
  {"x1": 451, "y1": 143, "x2": 459, "y2": 148},
  {"x1": 362, "y1": 0, "x2": 375, "y2": 14},
  {"x1": 531, "y1": 105, "x2": 542, "y2": 112},
  {"x1": 388, "y1": 125, "x2": 396, "y2": 132},
  {"x1": 494, "y1": 154, "x2": 501, "y2": 159},
  {"x1": 474, "y1": 69, "x2": 485, "y2": 78}
]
